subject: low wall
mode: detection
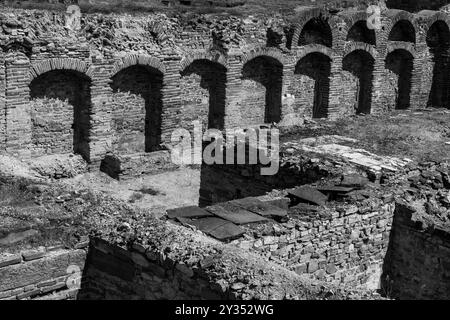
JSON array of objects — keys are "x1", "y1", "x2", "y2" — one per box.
[
  {"x1": 0, "y1": 246, "x2": 87, "y2": 300},
  {"x1": 78, "y1": 222, "x2": 376, "y2": 300},
  {"x1": 231, "y1": 192, "x2": 396, "y2": 290}
]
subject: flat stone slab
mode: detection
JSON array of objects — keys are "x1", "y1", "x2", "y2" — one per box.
[
  {"x1": 230, "y1": 197, "x2": 288, "y2": 220},
  {"x1": 177, "y1": 217, "x2": 244, "y2": 241},
  {"x1": 206, "y1": 203, "x2": 269, "y2": 225},
  {"x1": 290, "y1": 203, "x2": 320, "y2": 213},
  {"x1": 317, "y1": 186, "x2": 354, "y2": 194},
  {"x1": 298, "y1": 142, "x2": 411, "y2": 173},
  {"x1": 340, "y1": 174, "x2": 369, "y2": 189},
  {"x1": 167, "y1": 206, "x2": 213, "y2": 219},
  {"x1": 288, "y1": 186, "x2": 328, "y2": 206}
]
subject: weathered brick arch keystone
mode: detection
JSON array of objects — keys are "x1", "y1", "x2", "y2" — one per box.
[
  {"x1": 386, "y1": 41, "x2": 417, "y2": 58},
  {"x1": 291, "y1": 7, "x2": 335, "y2": 49},
  {"x1": 241, "y1": 48, "x2": 287, "y2": 66},
  {"x1": 338, "y1": 11, "x2": 381, "y2": 46},
  {"x1": 292, "y1": 44, "x2": 334, "y2": 64},
  {"x1": 109, "y1": 54, "x2": 166, "y2": 78},
  {"x1": 29, "y1": 58, "x2": 92, "y2": 82},
  {"x1": 384, "y1": 9, "x2": 419, "y2": 43},
  {"x1": 342, "y1": 43, "x2": 378, "y2": 59},
  {"x1": 180, "y1": 52, "x2": 228, "y2": 71},
  {"x1": 418, "y1": 10, "x2": 450, "y2": 39}
]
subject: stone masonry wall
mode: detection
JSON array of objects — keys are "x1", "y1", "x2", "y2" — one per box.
[
  {"x1": 382, "y1": 203, "x2": 450, "y2": 299},
  {"x1": 0, "y1": 6, "x2": 449, "y2": 173},
  {"x1": 0, "y1": 246, "x2": 87, "y2": 300},
  {"x1": 233, "y1": 198, "x2": 395, "y2": 291}
]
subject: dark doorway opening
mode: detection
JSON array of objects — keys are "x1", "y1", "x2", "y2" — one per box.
[
  {"x1": 295, "y1": 52, "x2": 331, "y2": 118},
  {"x1": 110, "y1": 65, "x2": 163, "y2": 153},
  {"x1": 181, "y1": 60, "x2": 227, "y2": 130},
  {"x1": 242, "y1": 56, "x2": 283, "y2": 124},
  {"x1": 343, "y1": 50, "x2": 375, "y2": 114},
  {"x1": 426, "y1": 20, "x2": 450, "y2": 109},
  {"x1": 30, "y1": 70, "x2": 92, "y2": 161},
  {"x1": 385, "y1": 49, "x2": 414, "y2": 110}
]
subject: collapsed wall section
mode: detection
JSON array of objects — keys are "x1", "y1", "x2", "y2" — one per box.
[{"x1": 382, "y1": 203, "x2": 450, "y2": 299}]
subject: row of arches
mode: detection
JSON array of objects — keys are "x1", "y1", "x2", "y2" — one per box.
[
  {"x1": 26, "y1": 47, "x2": 418, "y2": 161},
  {"x1": 9, "y1": 12, "x2": 450, "y2": 161},
  {"x1": 290, "y1": 13, "x2": 419, "y2": 48}
]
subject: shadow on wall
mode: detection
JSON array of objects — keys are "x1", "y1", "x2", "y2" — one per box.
[
  {"x1": 299, "y1": 15, "x2": 333, "y2": 47},
  {"x1": 242, "y1": 56, "x2": 283, "y2": 124},
  {"x1": 388, "y1": 20, "x2": 416, "y2": 43},
  {"x1": 347, "y1": 20, "x2": 377, "y2": 45},
  {"x1": 110, "y1": 65, "x2": 163, "y2": 154},
  {"x1": 29, "y1": 70, "x2": 92, "y2": 161},
  {"x1": 381, "y1": 203, "x2": 450, "y2": 300},
  {"x1": 343, "y1": 49, "x2": 374, "y2": 115},
  {"x1": 180, "y1": 59, "x2": 227, "y2": 130},
  {"x1": 295, "y1": 52, "x2": 331, "y2": 118},
  {"x1": 385, "y1": 49, "x2": 413, "y2": 110},
  {"x1": 426, "y1": 20, "x2": 450, "y2": 109}
]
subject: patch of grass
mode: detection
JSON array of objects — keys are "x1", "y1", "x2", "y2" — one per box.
[
  {"x1": 128, "y1": 192, "x2": 144, "y2": 203},
  {"x1": 1, "y1": 0, "x2": 371, "y2": 17},
  {"x1": 0, "y1": 178, "x2": 36, "y2": 207},
  {"x1": 281, "y1": 110, "x2": 450, "y2": 163}
]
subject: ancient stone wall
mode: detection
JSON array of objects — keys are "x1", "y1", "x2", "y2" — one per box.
[
  {"x1": 0, "y1": 6, "x2": 449, "y2": 174},
  {"x1": 0, "y1": 246, "x2": 87, "y2": 300},
  {"x1": 382, "y1": 204, "x2": 450, "y2": 299},
  {"x1": 233, "y1": 199, "x2": 395, "y2": 291},
  {"x1": 386, "y1": 0, "x2": 450, "y2": 12}
]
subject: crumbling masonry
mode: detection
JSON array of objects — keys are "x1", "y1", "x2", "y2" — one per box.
[{"x1": 1, "y1": 6, "x2": 450, "y2": 171}]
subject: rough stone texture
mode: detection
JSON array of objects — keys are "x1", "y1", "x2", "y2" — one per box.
[
  {"x1": 382, "y1": 203, "x2": 450, "y2": 299},
  {"x1": 0, "y1": 6, "x2": 448, "y2": 176},
  {"x1": 0, "y1": 248, "x2": 86, "y2": 300},
  {"x1": 0, "y1": 179, "x2": 377, "y2": 300}
]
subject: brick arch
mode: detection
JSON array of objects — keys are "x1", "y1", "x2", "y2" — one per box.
[
  {"x1": 384, "y1": 10, "x2": 419, "y2": 43},
  {"x1": 180, "y1": 55, "x2": 228, "y2": 130},
  {"x1": 342, "y1": 49, "x2": 376, "y2": 115},
  {"x1": 384, "y1": 48, "x2": 415, "y2": 110},
  {"x1": 241, "y1": 48, "x2": 287, "y2": 66},
  {"x1": 110, "y1": 54, "x2": 166, "y2": 79},
  {"x1": 29, "y1": 58, "x2": 91, "y2": 82},
  {"x1": 337, "y1": 11, "x2": 380, "y2": 46},
  {"x1": 29, "y1": 61, "x2": 93, "y2": 161},
  {"x1": 386, "y1": 42, "x2": 417, "y2": 58},
  {"x1": 342, "y1": 43, "x2": 377, "y2": 59},
  {"x1": 180, "y1": 52, "x2": 228, "y2": 71},
  {"x1": 292, "y1": 44, "x2": 334, "y2": 63},
  {"x1": 291, "y1": 7, "x2": 334, "y2": 49},
  {"x1": 420, "y1": 10, "x2": 450, "y2": 34},
  {"x1": 294, "y1": 51, "x2": 332, "y2": 118},
  {"x1": 241, "y1": 51, "x2": 284, "y2": 124}
]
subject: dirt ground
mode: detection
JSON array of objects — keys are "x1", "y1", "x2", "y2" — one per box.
[
  {"x1": 62, "y1": 167, "x2": 201, "y2": 218},
  {"x1": 282, "y1": 109, "x2": 450, "y2": 163}
]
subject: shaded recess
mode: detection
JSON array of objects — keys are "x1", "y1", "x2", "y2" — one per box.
[
  {"x1": 181, "y1": 59, "x2": 227, "y2": 130},
  {"x1": 30, "y1": 70, "x2": 92, "y2": 161},
  {"x1": 343, "y1": 50, "x2": 375, "y2": 114},
  {"x1": 298, "y1": 16, "x2": 333, "y2": 47},
  {"x1": 110, "y1": 65, "x2": 163, "y2": 153},
  {"x1": 388, "y1": 20, "x2": 416, "y2": 43},
  {"x1": 385, "y1": 49, "x2": 414, "y2": 110},
  {"x1": 295, "y1": 52, "x2": 331, "y2": 118},
  {"x1": 426, "y1": 20, "x2": 450, "y2": 109},
  {"x1": 242, "y1": 56, "x2": 283, "y2": 124},
  {"x1": 347, "y1": 20, "x2": 377, "y2": 45}
]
